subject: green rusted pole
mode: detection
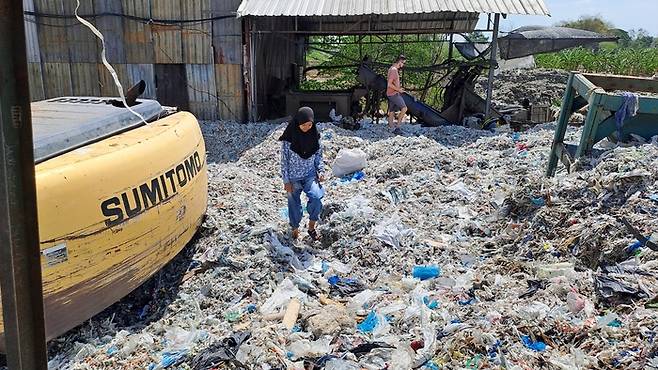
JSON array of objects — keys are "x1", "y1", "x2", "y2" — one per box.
[{"x1": 0, "y1": 0, "x2": 48, "y2": 368}]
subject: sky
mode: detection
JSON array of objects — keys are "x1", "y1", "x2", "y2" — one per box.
[{"x1": 477, "y1": 0, "x2": 658, "y2": 35}]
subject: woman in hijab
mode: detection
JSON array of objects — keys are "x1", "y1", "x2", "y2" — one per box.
[{"x1": 280, "y1": 107, "x2": 325, "y2": 241}]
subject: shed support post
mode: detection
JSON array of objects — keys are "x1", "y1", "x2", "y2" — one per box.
[
  {"x1": 485, "y1": 13, "x2": 500, "y2": 118},
  {"x1": 243, "y1": 18, "x2": 257, "y2": 122},
  {"x1": 0, "y1": 0, "x2": 48, "y2": 368}
]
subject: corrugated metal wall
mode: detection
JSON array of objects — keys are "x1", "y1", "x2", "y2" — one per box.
[
  {"x1": 24, "y1": 0, "x2": 245, "y2": 122},
  {"x1": 252, "y1": 18, "x2": 298, "y2": 119}
]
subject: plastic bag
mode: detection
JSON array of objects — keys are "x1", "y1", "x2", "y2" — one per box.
[
  {"x1": 265, "y1": 231, "x2": 304, "y2": 270},
  {"x1": 356, "y1": 311, "x2": 390, "y2": 337},
  {"x1": 260, "y1": 278, "x2": 307, "y2": 314},
  {"x1": 373, "y1": 215, "x2": 415, "y2": 248},
  {"x1": 597, "y1": 312, "x2": 622, "y2": 328},
  {"x1": 288, "y1": 337, "x2": 332, "y2": 359},
  {"x1": 372, "y1": 312, "x2": 391, "y2": 338},
  {"x1": 379, "y1": 301, "x2": 407, "y2": 316},
  {"x1": 119, "y1": 333, "x2": 154, "y2": 357},
  {"x1": 404, "y1": 285, "x2": 432, "y2": 325},
  {"x1": 164, "y1": 327, "x2": 205, "y2": 351},
  {"x1": 325, "y1": 359, "x2": 361, "y2": 370},
  {"x1": 446, "y1": 180, "x2": 474, "y2": 199},
  {"x1": 309, "y1": 260, "x2": 352, "y2": 276},
  {"x1": 334, "y1": 195, "x2": 375, "y2": 221},
  {"x1": 566, "y1": 290, "x2": 586, "y2": 314},
  {"x1": 348, "y1": 289, "x2": 385, "y2": 313},
  {"x1": 389, "y1": 345, "x2": 414, "y2": 370},
  {"x1": 521, "y1": 335, "x2": 547, "y2": 352},
  {"x1": 418, "y1": 324, "x2": 438, "y2": 359},
  {"x1": 518, "y1": 301, "x2": 551, "y2": 321},
  {"x1": 357, "y1": 311, "x2": 379, "y2": 333},
  {"x1": 191, "y1": 332, "x2": 251, "y2": 370},
  {"x1": 332, "y1": 148, "x2": 367, "y2": 177}
]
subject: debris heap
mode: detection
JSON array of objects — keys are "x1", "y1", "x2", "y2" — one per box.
[
  {"x1": 11, "y1": 120, "x2": 658, "y2": 370},
  {"x1": 476, "y1": 68, "x2": 569, "y2": 108}
]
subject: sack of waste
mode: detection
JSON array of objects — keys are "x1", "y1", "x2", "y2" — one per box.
[{"x1": 332, "y1": 148, "x2": 367, "y2": 177}]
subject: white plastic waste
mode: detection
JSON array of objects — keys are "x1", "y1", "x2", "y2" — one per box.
[
  {"x1": 348, "y1": 289, "x2": 386, "y2": 313},
  {"x1": 288, "y1": 337, "x2": 332, "y2": 359},
  {"x1": 260, "y1": 278, "x2": 307, "y2": 314},
  {"x1": 329, "y1": 108, "x2": 343, "y2": 123},
  {"x1": 325, "y1": 359, "x2": 361, "y2": 370},
  {"x1": 164, "y1": 327, "x2": 205, "y2": 351},
  {"x1": 389, "y1": 345, "x2": 414, "y2": 370},
  {"x1": 332, "y1": 148, "x2": 368, "y2": 177},
  {"x1": 372, "y1": 215, "x2": 415, "y2": 248}
]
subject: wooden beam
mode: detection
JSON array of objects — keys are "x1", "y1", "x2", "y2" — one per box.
[
  {"x1": 583, "y1": 73, "x2": 658, "y2": 94},
  {"x1": 0, "y1": 0, "x2": 48, "y2": 367}
]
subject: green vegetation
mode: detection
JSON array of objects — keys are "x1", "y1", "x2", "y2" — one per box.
[
  {"x1": 301, "y1": 34, "x2": 455, "y2": 106},
  {"x1": 558, "y1": 16, "x2": 613, "y2": 34},
  {"x1": 536, "y1": 16, "x2": 658, "y2": 76},
  {"x1": 302, "y1": 16, "x2": 657, "y2": 97},
  {"x1": 536, "y1": 47, "x2": 658, "y2": 76}
]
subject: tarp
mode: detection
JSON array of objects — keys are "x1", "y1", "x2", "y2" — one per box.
[{"x1": 498, "y1": 26, "x2": 618, "y2": 60}]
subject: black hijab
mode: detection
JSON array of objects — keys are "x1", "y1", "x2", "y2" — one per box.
[{"x1": 279, "y1": 107, "x2": 320, "y2": 159}]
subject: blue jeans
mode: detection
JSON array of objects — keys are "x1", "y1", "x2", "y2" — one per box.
[{"x1": 287, "y1": 176, "x2": 324, "y2": 229}]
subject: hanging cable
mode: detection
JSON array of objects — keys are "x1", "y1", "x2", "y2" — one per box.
[
  {"x1": 74, "y1": 0, "x2": 146, "y2": 124},
  {"x1": 25, "y1": 10, "x2": 236, "y2": 25}
]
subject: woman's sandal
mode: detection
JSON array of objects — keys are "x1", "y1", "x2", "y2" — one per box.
[{"x1": 308, "y1": 228, "x2": 320, "y2": 241}]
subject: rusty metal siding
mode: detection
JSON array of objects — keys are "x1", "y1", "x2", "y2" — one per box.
[
  {"x1": 152, "y1": 0, "x2": 183, "y2": 63},
  {"x1": 122, "y1": 0, "x2": 154, "y2": 64},
  {"x1": 211, "y1": 0, "x2": 243, "y2": 64},
  {"x1": 70, "y1": 63, "x2": 101, "y2": 97},
  {"x1": 251, "y1": 19, "x2": 296, "y2": 118},
  {"x1": 215, "y1": 64, "x2": 244, "y2": 122},
  {"x1": 23, "y1": 0, "x2": 41, "y2": 63},
  {"x1": 186, "y1": 64, "x2": 219, "y2": 120},
  {"x1": 253, "y1": 22, "x2": 295, "y2": 81},
  {"x1": 63, "y1": 0, "x2": 98, "y2": 63},
  {"x1": 127, "y1": 64, "x2": 156, "y2": 99},
  {"x1": 237, "y1": 0, "x2": 550, "y2": 16},
  {"x1": 26, "y1": 0, "x2": 247, "y2": 121},
  {"x1": 182, "y1": 0, "x2": 214, "y2": 64},
  {"x1": 28, "y1": 63, "x2": 45, "y2": 101},
  {"x1": 97, "y1": 64, "x2": 129, "y2": 97},
  {"x1": 42, "y1": 63, "x2": 73, "y2": 98},
  {"x1": 95, "y1": 1, "x2": 127, "y2": 63},
  {"x1": 34, "y1": 0, "x2": 70, "y2": 62}
]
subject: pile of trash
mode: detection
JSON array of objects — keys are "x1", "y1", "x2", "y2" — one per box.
[
  {"x1": 476, "y1": 68, "x2": 569, "y2": 108},
  {"x1": 8, "y1": 119, "x2": 658, "y2": 370}
]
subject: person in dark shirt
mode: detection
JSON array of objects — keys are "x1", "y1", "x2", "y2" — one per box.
[{"x1": 279, "y1": 107, "x2": 325, "y2": 241}]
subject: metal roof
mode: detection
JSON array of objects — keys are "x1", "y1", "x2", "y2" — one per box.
[{"x1": 237, "y1": 0, "x2": 550, "y2": 17}]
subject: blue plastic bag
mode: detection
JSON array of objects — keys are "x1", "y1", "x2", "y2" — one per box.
[
  {"x1": 357, "y1": 311, "x2": 379, "y2": 333},
  {"x1": 521, "y1": 335, "x2": 546, "y2": 352},
  {"x1": 412, "y1": 265, "x2": 441, "y2": 280}
]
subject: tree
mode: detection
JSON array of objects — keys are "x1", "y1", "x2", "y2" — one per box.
[
  {"x1": 558, "y1": 16, "x2": 613, "y2": 34},
  {"x1": 629, "y1": 29, "x2": 654, "y2": 48},
  {"x1": 465, "y1": 31, "x2": 488, "y2": 43},
  {"x1": 609, "y1": 29, "x2": 631, "y2": 47}
]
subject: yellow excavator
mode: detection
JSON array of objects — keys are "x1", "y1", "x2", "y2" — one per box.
[{"x1": 0, "y1": 82, "x2": 208, "y2": 352}]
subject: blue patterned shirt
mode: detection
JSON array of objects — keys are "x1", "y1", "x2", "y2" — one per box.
[{"x1": 281, "y1": 141, "x2": 324, "y2": 183}]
